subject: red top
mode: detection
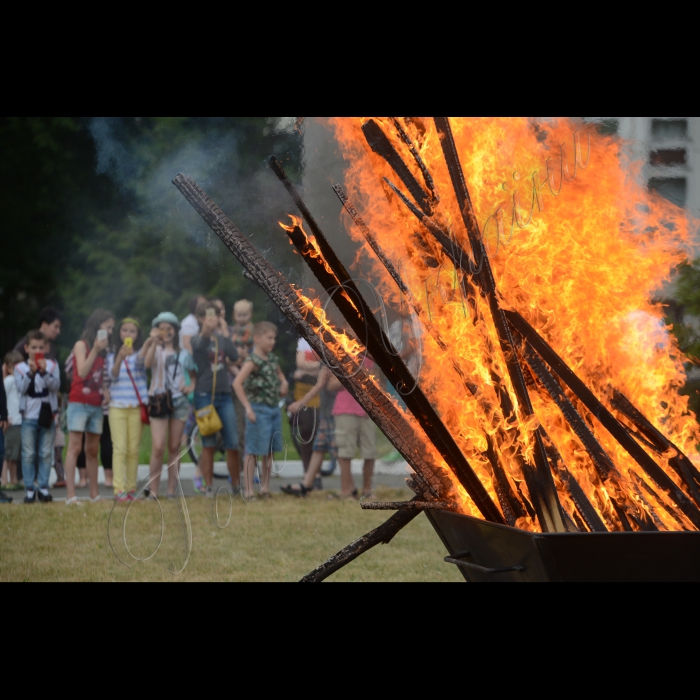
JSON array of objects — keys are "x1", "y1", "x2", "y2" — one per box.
[{"x1": 68, "y1": 342, "x2": 105, "y2": 407}]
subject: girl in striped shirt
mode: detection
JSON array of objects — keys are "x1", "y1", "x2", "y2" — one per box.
[{"x1": 106, "y1": 319, "x2": 148, "y2": 502}]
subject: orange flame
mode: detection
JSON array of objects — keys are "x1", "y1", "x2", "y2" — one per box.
[{"x1": 313, "y1": 116, "x2": 700, "y2": 533}]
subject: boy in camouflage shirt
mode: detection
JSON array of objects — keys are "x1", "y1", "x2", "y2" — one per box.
[{"x1": 233, "y1": 322, "x2": 289, "y2": 500}]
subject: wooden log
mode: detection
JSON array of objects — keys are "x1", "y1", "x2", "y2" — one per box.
[
  {"x1": 362, "y1": 119, "x2": 433, "y2": 216},
  {"x1": 611, "y1": 390, "x2": 700, "y2": 504},
  {"x1": 505, "y1": 309, "x2": 700, "y2": 530},
  {"x1": 172, "y1": 173, "x2": 454, "y2": 503},
  {"x1": 268, "y1": 158, "x2": 505, "y2": 525},
  {"x1": 360, "y1": 501, "x2": 455, "y2": 512},
  {"x1": 300, "y1": 505, "x2": 423, "y2": 583},
  {"x1": 389, "y1": 117, "x2": 439, "y2": 203},
  {"x1": 432, "y1": 117, "x2": 566, "y2": 534}
]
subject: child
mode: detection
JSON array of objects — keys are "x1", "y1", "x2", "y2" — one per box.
[
  {"x1": 64, "y1": 309, "x2": 114, "y2": 505},
  {"x1": 106, "y1": 318, "x2": 148, "y2": 502},
  {"x1": 231, "y1": 300, "x2": 255, "y2": 462},
  {"x1": 2, "y1": 352, "x2": 25, "y2": 490},
  {"x1": 234, "y1": 322, "x2": 289, "y2": 500},
  {"x1": 144, "y1": 312, "x2": 195, "y2": 499},
  {"x1": 15, "y1": 331, "x2": 61, "y2": 504}
]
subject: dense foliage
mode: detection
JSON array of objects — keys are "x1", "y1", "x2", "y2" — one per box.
[
  {"x1": 0, "y1": 117, "x2": 303, "y2": 372},
  {"x1": 668, "y1": 262, "x2": 700, "y2": 417}
]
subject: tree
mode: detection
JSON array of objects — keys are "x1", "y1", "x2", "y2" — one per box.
[{"x1": 667, "y1": 261, "x2": 700, "y2": 417}]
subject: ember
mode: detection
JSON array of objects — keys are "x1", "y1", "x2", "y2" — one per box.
[{"x1": 174, "y1": 117, "x2": 700, "y2": 582}]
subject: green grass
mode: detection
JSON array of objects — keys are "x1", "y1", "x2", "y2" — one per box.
[{"x1": 0, "y1": 486, "x2": 463, "y2": 582}]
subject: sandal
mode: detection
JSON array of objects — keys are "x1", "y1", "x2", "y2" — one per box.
[
  {"x1": 77, "y1": 482, "x2": 88, "y2": 489},
  {"x1": 259, "y1": 492, "x2": 273, "y2": 500},
  {"x1": 281, "y1": 484, "x2": 312, "y2": 498},
  {"x1": 327, "y1": 489, "x2": 359, "y2": 502},
  {"x1": 90, "y1": 495, "x2": 102, "y2": 504},
  {"x1": 65, "y1": 497, "x2": 83, "y2": 507}
]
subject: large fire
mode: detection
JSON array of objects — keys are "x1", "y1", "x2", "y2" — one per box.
[{"x1": 292, "y1": 117, "x2": 700, "y2": 533}]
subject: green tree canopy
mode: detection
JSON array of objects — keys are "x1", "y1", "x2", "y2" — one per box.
[{"x1": 0, "y1": 117, "x2": 304, "y2": 373}]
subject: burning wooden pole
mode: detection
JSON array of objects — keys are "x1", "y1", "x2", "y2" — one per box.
[
  {"x1": 267, "y1": 157, "x2": 506, "y2": 525},
  {"x1": 431, "y1": 117, "x2": 567, "y2": 534},
  {"x1": 506, "y1": 310, "x2": 700, "y2": 530},
  {"x1": 172, "y1": 174, "x2": 455, "y2": 504},
  {"x1": 334, "y1": 183, "x2": 528, "y2": 527}
]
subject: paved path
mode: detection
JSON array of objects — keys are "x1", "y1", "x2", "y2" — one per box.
[{"x1": 3, "y1": 461, "x2": 411, "y2": 503}]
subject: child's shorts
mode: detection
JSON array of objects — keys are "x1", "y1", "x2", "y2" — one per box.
[
  {"x1": 334, "y1": 414, "x2": 377, "y2": 461},
  {"x1": 4, "y1": 426, "x2": 21, "y2": 462},
  {"x1": 245, "y1": 404, "x2": 283, "y2": 457},
  {"x1": 67, "y1": 402, "x2": 104, "y2": 435}
]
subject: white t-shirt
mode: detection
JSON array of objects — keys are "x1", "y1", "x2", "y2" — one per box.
[
  {"x1": 3, "y1": 375, "x2": 22, "y2": 426},
  {"x1": 179, "y1": 314, "x2": 200, "y2": 347}
]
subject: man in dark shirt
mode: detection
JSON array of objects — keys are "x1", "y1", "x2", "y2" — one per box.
[
  {"x1": 14, "y1": 307, "x2": 63, "y2": 361},
  {"x1": 1, "y1": 375, "x2": 8, "y2": 501},
  {"x1": 190, "y1": 302, "x2": 241, "y2": 497}
]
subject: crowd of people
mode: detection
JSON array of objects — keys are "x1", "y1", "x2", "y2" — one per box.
[{"x1": 0, "y1": 298, "x2": 378, "y2": 506}]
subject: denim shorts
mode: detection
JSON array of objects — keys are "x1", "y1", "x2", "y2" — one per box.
[
  {"x1": 171, "y1": 395, "x2": 191, "y2": 423},
  {"x1": 245, "y1": 403, "x2": 283, "y2": 457},
  {"x1": 194, "y1": 393, "x2": 238, "y2": 451},
  {"x1": 67, "y1": 402, "x2": 104, "y2": 435}
]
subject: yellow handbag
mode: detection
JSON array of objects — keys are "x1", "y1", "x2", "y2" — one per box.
[{"x1": 195, "y1": 336, "x2": 224, "y2": 437}]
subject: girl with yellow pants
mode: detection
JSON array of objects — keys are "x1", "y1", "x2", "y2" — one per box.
[{"x1": 106, "y1": 319, "x2": 148, "y2": 501}]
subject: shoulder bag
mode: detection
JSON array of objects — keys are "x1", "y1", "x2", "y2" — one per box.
[
  {"x1": 149, "y1": 349, "x2": 179, "y2": 419},
  {"x1": 195, "y1": 336, "x2": 223, "y2": 437}
]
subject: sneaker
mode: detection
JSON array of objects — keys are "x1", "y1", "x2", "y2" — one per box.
[
  {"x1": 38, "y1": 491, "x2": 54, "y2": 504},
  {"x1": 115, "y1": 491, "x2": 128, "y2": 503},
  {"x1": 194, "y1": 478, "x2": 206, "y2": 495},
  {"x1": 126, "y1": 491, "x2": 137, "y2": 502},
  {"x1": 205, "y1": 486, "x2": 215, "y2": 499},
  {"x1": 24, "y1": 492, "x2": 37, "y2": 505},
  {"x1": 314, "y1": 477, "x2": 324, "y2": 491}
]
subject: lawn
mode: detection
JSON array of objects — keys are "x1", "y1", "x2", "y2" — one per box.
[{"x1": 0, "y1": 486, "x2": 463, "y2": 582}]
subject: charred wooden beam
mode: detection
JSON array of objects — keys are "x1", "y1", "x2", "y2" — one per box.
[
  {"x1": 361, "y1": 501, "x2": 455, "y2": 512},
  {"x1": 172, "y1": 173, "x2": 455, "y2": 503},
  {"x1": 334, "y1": 183, "x2": 526, "y2": 526},
  {"x1": 267, "y1": 158, "x2": 506, "y2": 526},
  {"x1": 386, "y1": 166, "x2": 566, "y2": 534},
  {"x1": 300, "y1": 505, "x2": 423, "y2": 583},
  {"x1": 362, "y1": 119, "x2": 433, "y2": 216},
  {"x1": 543, "y1": 438, "x2": 608, "y2": 532},
  {"x1": 389, "y1": 117, "x2": 439, "y2": 203},
  {"x1": 505, "y1": 309, "x2": 700, "y2": 530},
  {"x1": 611, "y1": 390, "x2": 700, "y2": 503}
]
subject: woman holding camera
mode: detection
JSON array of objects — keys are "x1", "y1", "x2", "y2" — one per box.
[
  {"x1": 106, "y1": 318, "x2": 147, "y2": 502},
  {"x1": 144, "y1": 313, "x2": 194, "y2": 499},
  {"x1": 64, "y1": 309, "x2": 115, "y2": 506}
]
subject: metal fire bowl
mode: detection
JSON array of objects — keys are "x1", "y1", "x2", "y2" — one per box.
[{"x1": 427, "y1": 509, "x2": 700, "y2": 582}]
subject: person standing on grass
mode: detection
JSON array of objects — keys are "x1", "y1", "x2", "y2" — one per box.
[
  {"x1": 191, "y1": 302, "x2": 241, "y2": 498},
  {"x1": 2, "y1": 352, "x2": 24, "y2": 491},
  {"x1": 15, "y1": 331, "x2": 61, "y2": 504},
  {"x1": 0, "y1": 369, "x2": 7, "y2": 496},
  {"x1": 66, "y1": 351, "x2": 114, "y2": 489},
  {"x1": 106, "y1": 318, "x2": 147, "y2": 503},
  {"x1": 65, "y1": 310, "x2": 115, "y2": 505},
  {"x1": 234, "y1": 322, "x2": 289, "y2": 501},
  {"x1": 282, "y1": 366, "x2": 340, "y2": 498},
  {"x1": 230, "y1": 299, "x2": 255, "y2": 470},
  {"x1": 284, "y1": 356, "x2": 377, "y2": 500},
  {"x1": 144, "y1": 313, "x2": 195, "y2": 499},
  {"x1": 291, "y1": 337, "x2": 322, "y2": 480}
]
